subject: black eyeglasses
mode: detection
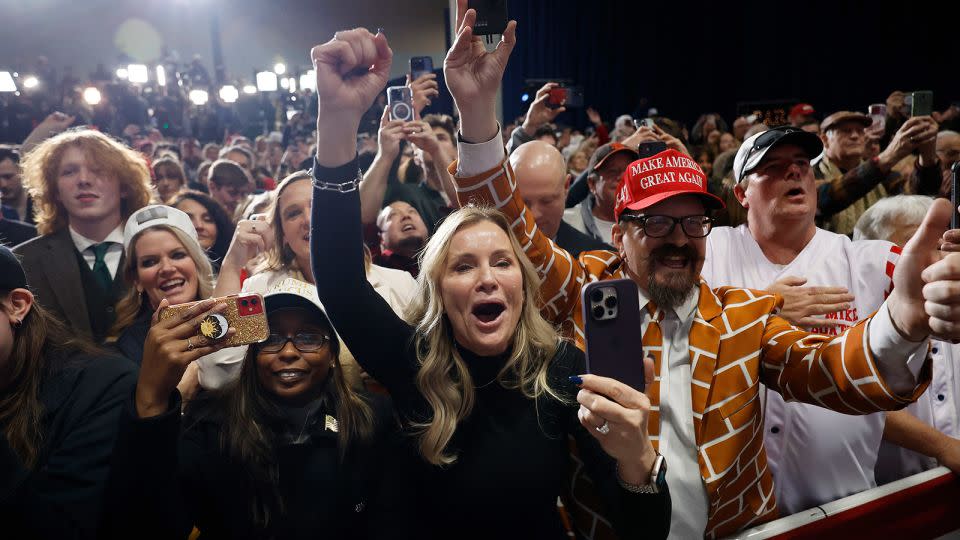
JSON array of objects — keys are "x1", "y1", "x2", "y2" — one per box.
[
  {"x1": 261, "y1": 333, "x2": 331, "y2": 353},
  {"x1": 620, "y1": 214, "x2": 713, "y2": 238}
]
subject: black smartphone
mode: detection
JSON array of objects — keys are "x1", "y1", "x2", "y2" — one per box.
[
  {"x1": 951, "y1": 161, "x2": 960, "y2": 230},
  {"x1": 468, "y1": 0, "x2": 509, "y2": 36},
  {"x1": 637, "y1": 141, "x2": 668, "y2": 159},
  {"x1": 911, "y1": 90, "x2": 933, "y2": 117},
  {"x1": 387, "y1": 86, "x2": 414, "y2": 121},
  {"x1": 410, "y1": 56, "x2": 434, "y2": 81},
  {"x1": 581, "y1": 279, "x2": 645, "y2": 392}
]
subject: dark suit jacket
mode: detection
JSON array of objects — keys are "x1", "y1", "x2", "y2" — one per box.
[
  {"x1": 13, "y1": 228, "x2": 125, "y2": 341},
  {"x1": 554, "y1": 220, "x2": 611, "y2": 257}
]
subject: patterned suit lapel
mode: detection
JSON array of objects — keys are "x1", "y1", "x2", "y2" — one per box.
[{"x1": 690, "y1": 280, "x2": 723, "y2": 446}]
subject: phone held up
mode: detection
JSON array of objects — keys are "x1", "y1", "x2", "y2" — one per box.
[
  {"x1": 910, "y1": 90, "x2": 933, "y2": 117},
  {"x1": 387, "y1": 86, "x2": 415, "y2": 122},
  {"x1": 546, "y1": 85, "x2": 583, "y2": 109},
  {"x1": 951, "y1": 161, "x2": 960, "y2": 230},
  {"x1": 159, "y1": 293, "x2": 269, "y2": 349},
  {"x1": 409, "y1": 56, "x2": 434, "y2": 81},
  {"x1": 581, "y1": 279, "x2": 646, "y2": 392},
  {"x1": 468, "y1": 0, "x2": 509, "y2": 36}
]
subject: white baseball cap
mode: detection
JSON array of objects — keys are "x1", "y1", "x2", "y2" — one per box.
[
  {"x1": 263, "y1": 278, "x2": 335, "y2": 331},
  {"x1": 123, "y1": 204, "x2": 201, "y2": 253}
]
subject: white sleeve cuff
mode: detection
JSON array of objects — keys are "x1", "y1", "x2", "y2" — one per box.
[
  {"x1": 867, "y1": 300, "x2": 928, "y2": 394},
  {"x1": 456, "y1": 126, "x2": 506, "y2": 177}
]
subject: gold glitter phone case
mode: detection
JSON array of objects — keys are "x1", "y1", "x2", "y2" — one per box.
[{"x1": 159, "y1": 293, "x2": 269, "y2": 348}]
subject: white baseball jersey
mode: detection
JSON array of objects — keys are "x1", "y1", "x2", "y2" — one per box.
[
  {"x1": 875, "y1": 339, "x2": 960, "y2": 484},
  {"x1": 702, "y1": 225, "x2": 900, "y2": 514}
]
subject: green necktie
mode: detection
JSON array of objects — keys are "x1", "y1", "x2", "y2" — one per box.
[{"x1": 90, "y1": 242, "x2": 114, "y2": 292}]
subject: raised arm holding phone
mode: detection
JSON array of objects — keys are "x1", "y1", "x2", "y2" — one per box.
[{"x1": 308, "y1": 11, "x2": 671, "y2": 539}]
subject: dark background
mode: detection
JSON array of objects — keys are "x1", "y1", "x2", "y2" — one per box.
[{"x1": 501, "y1": 0, "x2": 960, "y2": 127}]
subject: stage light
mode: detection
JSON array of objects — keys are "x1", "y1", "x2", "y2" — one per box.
[
  {"x1": 256, "y1": 71, "x2": 278, "y2": 92},
  {"x1": 22, "y1": 76, "x2": 39, "y2": 89},
  {"x1": 520, "y1": 92, "x2": 530, "y2": 103},
  {"x1": 127, "y1": 64, "x2": 149, "y2": 83},
  {"x1": 299, "y1": 70, "x2": 316, "y2": 92},
  {"x1": 156, "y1": 66, "x2": 166, "y2": 87},
  {"x1": 83, "y1": 87, "x2": 102, "y2": 105},
  {"x1": 219, "y1": 85, "x2": 239, "y2": 103},
  {"x1": 188, "y1": 89, "x2": 209, "y2": 105},
  {"x1": 242, "y1": 84, "x2": 258, "y2": 95},
  {"x1": 116, "y1": 68, "x2": 128, "y2": 80},
  {"x1": 274, "y1": 63, "x2": 286, "y2": 75},
  {"x1": 287, "y1": 77, "x2": 296, "y2": 92},
  {"x1": 280, "y1": 77, "x2": 289, "y2": 90},
  {"x1": 0, "y1": 72, "x2": 17, "y2": 92}
]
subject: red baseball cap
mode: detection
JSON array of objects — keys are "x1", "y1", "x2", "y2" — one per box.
[
  {"x1": 614, "y1": 149, "x2": 725, "y2": 222},
  {"x1": 789, "y1": 103, "x2": 816, "y2": 118}
]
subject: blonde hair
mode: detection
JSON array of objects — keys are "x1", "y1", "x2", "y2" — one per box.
[
  {"x1": 260, "y1": 171, "x2": 312, "y2": 274},
  {"x1": 21, "y1": 129, "x2": 154, "y2": 235},
  {"x1": 405, "y1": 206, "x2": 561, "y2": 465},
  {"x1": 109, "y1": 225, "x2": 215, "y2": 338}
]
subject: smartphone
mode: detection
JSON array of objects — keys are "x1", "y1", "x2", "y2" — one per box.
[
  {"x1": 468, "y1": 0, "x2": 509, "y2": 36},
  {"x1": 581, "y1": 279, "x2": 645, "y2": 392},
  {"x1": 547, "y1": 87, "x2": 566, "y2": 109},
  {"x1": 951, "y1": 161, "x2": 960, "y2": 230},
  {"x1": 159, "y1": 293, "x2": 269, "y2": 348},
  {"x1": 911, "y1": 90, "x2": 933, "y2": 117},
  {"x1": 387, "y1": 86, "x2": 414, "y2": 121},
  {"x1": 637, "y1": 141, "x2": 667, "y2": 159},
  {"x1": 409, "y1": 56, "x2": 434, "y2": 81},
  {"x1": 633, "y1": 118, "x2": 656, "y2": 129},
  {"x1": 867, "y1": 103, "x2": 887, "y2": 132}
]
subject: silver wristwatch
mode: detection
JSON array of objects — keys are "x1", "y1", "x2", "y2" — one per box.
[{"x1": 618, "y1": 453, "x2": 667, "y2": 494}]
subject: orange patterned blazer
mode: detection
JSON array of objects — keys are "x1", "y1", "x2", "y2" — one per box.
[{"x1": 453, "y1": 158, "x2": 931, "y2": 538}]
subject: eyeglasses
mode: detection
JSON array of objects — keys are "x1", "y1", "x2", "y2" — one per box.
[
  {"x1": 260, "y1": 333, "x2": 331, "y2": 353},
  {"x1": 620, "y1": 214, "x2": 713, "y2": 238}
]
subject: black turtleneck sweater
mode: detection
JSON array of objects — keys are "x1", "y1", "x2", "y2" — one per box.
[{"x1": 311, "y1": 158, "x2": 671, "y2": 540}]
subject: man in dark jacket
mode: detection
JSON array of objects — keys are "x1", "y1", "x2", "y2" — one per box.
[{"x1": 511, "y1": 141, "x2": 610, "y2": 256}]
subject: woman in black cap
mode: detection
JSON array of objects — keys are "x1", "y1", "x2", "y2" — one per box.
[
  {"x1": 0, "y1": 245, "x2": 137, "y2": 539},
  {"x1": 100, "y1": 278, "x2": 399, "y2": 539}
]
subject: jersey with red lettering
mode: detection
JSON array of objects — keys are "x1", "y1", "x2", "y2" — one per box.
[{"x1": 702, "y1": 225, "x2": 900, "y2": 514}]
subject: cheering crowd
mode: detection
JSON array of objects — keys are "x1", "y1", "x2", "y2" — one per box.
[{"x1": 3, "y1": 2, "x2": 960, "y2": 538}]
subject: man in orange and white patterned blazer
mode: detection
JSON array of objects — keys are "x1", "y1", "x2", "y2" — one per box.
[{"x1": 441, "y1": 3, "x2": 960, "y2": 537}]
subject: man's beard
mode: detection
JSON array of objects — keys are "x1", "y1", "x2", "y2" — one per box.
[
  {"x1": 394, "y1": 234, "x2": 426, "y2": 256},
  {"x1": 644, "y1": 244, "x2": 701, "y2": 311}
]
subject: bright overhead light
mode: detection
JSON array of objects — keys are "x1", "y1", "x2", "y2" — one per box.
[
  {"x1": 219, "y1": 85, "x2": 239, "y2": 103},
  {"x1": 287, "y1": 77, "x2": 296, "y2": 92},
  {"x1": 188, "y1": 89, "x2": 209, "y2": 105},
  {"x1": 127, "y1": 64, "x2": 148, "y2": 83},
  {"x1": 273, "y1": 63, "x2": 286, "y2": 75},
  {"x1": 83, "y1": 87, "x2": 102, "y2": 105},
  {"x1": 299, "y1": 70, "x2": 316, "y2": 91},
  {"x1": 116, "y1": 68, "x2": 128, "y2": 80},
  {"x1": 242, "y1": 84, "x2": 258, "y2": 95},
  {"x1": 22, "y1": 76, "x2": 39, "y2": 89},
  {"x1": 156, "y1": 66, "x2": 166, "y2": 87},
  {"x1": 256, "y1": 71, "x2": 278, "y2": 92},
  {"x1": 279, "y1": 77, "x2": 289, "y2": 90},
  {"x1": 0, "y1": 72, "x2": 17, "y2": 92}
]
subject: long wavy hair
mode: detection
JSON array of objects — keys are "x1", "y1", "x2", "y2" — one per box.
[
  {"x1": 21, "y1": 129, "x2": 154, "y2": 235},
  {"x1": 204, "y1": 318, "x2": 376, "y2": 528},
  {"x1": 259, "y1": 171, "x2": 311, "y2": 275},
  {"x1": 404, "y1": 206, "x2": 561, "y2": 466},
  {"x1": 0, "y1": 290, "x2": 99, "y2": 468},
  {"x1": 109, "y1": 225, "x2": 215, "y2": 339},
  {"x1": 171, "y1": 190, "x2": 236, "y2": 266}
]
